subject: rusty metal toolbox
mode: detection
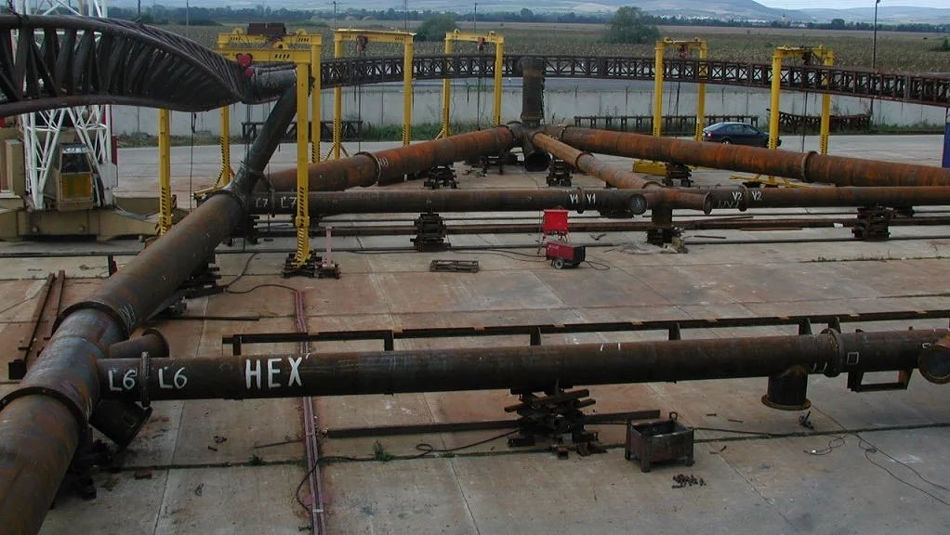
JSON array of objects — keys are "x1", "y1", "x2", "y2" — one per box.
[{"x1": 624, "y1": 412, "x2": 694, "y2": 472}]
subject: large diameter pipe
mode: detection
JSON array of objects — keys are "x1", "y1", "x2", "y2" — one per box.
[
  {"x1": 552, "y1": 126, "x2": 950, "y2": 188},
  {"x1": 0, "y1": 86, "x2": 301, "y2": 534},
  {"x1": 249, "y1": 188, "x2": 650, "y2": 216},
  {"x1": 96, "y1": 329, "x2": 945, "y2": 402},
  {"x1": 266, "y1": 126, "x2": 518, "y2": 191}
]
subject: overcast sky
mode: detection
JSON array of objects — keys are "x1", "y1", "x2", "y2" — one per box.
[{"x1": 758, "y1": 1, "x2": 947, "y2": 8}]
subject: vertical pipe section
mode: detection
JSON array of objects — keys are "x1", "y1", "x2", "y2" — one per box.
[
  {"x1": 520, "y1": 57, "x2": 544, "y2": 128},
  {"x1": 0, "y1": 85, "x2": 301, "y2": 535}
]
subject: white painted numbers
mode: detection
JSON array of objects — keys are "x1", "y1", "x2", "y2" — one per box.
[{"x1": 107, "y1": 366, "x2": 187, "y2": 392}]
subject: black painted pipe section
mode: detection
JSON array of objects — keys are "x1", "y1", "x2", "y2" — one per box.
[
  {"x1": 249, "y1": 188, "x2": 649, "y2": 216},
  {"x1": 95, "y1": 329, "x2": 946, "y2": 402}
]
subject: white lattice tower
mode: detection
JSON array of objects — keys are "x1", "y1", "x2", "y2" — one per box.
[{"x1": 14, "y1": 0, "x2": 113, "y2": 209}]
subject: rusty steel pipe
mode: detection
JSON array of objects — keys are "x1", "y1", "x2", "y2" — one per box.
[
  {"x1": 551, "y1": 126, "x2": 950, "y2": 188},
  {"x1": 530, "y1": 132, "x2": 711, "y2": 213},
  {"x1": 95, "y1": 329, "x2": 945, "y2": 402},
  {"x1": 0, "y1": 86, "x2": 301, "y2": 534},
  {"x1": 249, "y1": 188, "x2": 650, "y2": 216},
  {"x1": 703, "y1": 185, "x2": 950, "y2": 211},
  {"x1": 106, "y1": 330, "x2": 170, "y2": 360},
  {"x1": 531, "y1": 132, "x2": 661, "y2": 190},
  {"x1": 266, "y1": 126, "x2": 519, "y2": 191}
]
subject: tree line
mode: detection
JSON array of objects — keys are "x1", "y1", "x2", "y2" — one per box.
[{"x1": 104, "y1": 5, "x2": 948, "y2": 34}]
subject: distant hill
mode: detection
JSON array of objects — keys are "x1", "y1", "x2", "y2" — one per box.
[
  {"x1": 108, "y1": 1, "x2": 950, "y2": 24},
  {"x1": 800, "y1": 7, "x2": 950, "y2": 24}
]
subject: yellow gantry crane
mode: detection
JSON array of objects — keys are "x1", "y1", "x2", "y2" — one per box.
[
  {"x1": 437, "y1": 29, "x2": 504, "y2": 138},
  {"x1": 735, "y1": 45, "x2": 835, "y2": 187},
  {"x1": 217, "y1": 39, "x2": 316, "y2": 272},
  {"x1": 159, "y1": 28, "x2": 322, "y2": 250},
  {"x1": 770, "y1": 45, "x2": 835, "y2": 154},
  {"x1": 634, "y1": 37, "x2": 708, "y2": 176},
  {"x1": 331, "y1": 29, "x2": 414, "y2": 159}
]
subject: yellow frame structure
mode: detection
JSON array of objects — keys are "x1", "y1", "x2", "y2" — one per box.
[
  {"x1": 217, "y1": 45, "x2": 314, "y2": 269},
  {"x1": 769, "y1": 45, "x2": 834, "y2": 154},
  {"x1": 652, "y1": 37, "x2": 708, "y2": 140},
  {"x1": 635, "y1": 37, "x2": 708, "y2": 175},
  {"x1": 332, "y1": 29, "x2": 414, "y2": 159},
  {"x1": 733, "y1": 45, "x2": 835, "y2": 188},
  {"x1": 214, "y1": 28, "x2": 324, "y2": 173},
  {"x1": 438, "y1": 29, "x2": 504, "y2": 138}
]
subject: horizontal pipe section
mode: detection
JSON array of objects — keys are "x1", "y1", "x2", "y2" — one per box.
[
  {"x1": 704, "y1": 185, "x2": 950, "y2": 211},
  {"x1": 552, "y1": 126, "x2": 950, "y2": 188},
  {"x1": 249, "y1": 188, "x2": 648, "y2": 216},
  {"x1": 96, "y1": 329, "x2": 945, "y2": 402},
  {"x1": 267, "y1": 126, "x2": 518, "y2": 191}
]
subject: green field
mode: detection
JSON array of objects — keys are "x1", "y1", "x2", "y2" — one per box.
[{"x1": 166, "y1": 21, "x2": 950, "y2": 73}]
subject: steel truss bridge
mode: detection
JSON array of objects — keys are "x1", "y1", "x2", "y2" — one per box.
[{"x1": 1, "y1": 15, "x2": 948, "y2": 118}]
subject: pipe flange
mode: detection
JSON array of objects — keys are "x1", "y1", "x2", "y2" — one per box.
[
  {"x1": 210, "y1": 186, "x2": 249, "y2": 218},
  {"x1": 820, "y1": 327, "x2": 844, "y2": 378},
  {"x1": 800, "y1": 151, "x2": 817, "y2": 183},
  {"x1": 918, "y1": 336, "x2": 950, "y2": 385},
  {"x1": 0, "y1": 334, "x2": 108, "y2": 426},
  {"x1": 56, "y1": 300, "x2": 132, "y2": 339},
  {"x1": 572, "y1": 187, "x2": 587, "y2": 214},
  {"x1": 139, "y1": 351, "x2": 151, "y2": 408},
  {"x1": 354, "y1": 151, "x2": 382, "y2": 184},
  {"x1": 737, "y1": 184, "x2": 750, "y2": 212}
]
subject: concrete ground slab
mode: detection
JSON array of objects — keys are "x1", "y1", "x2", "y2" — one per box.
[{"x1": 8, "y1": 134, "x2": 950, "y2": 534}]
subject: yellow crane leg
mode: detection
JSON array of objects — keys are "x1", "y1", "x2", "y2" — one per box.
[
  {"x1": 311, "y1": 44, "x2": 322, "y2": 164},
  {"x1": 652, "y1": 42, "x2": 664, "y2": 138},
  {"x1": 218, "y1": 106, "x2": 233, "y2": 187},
  {"x1": 634, "y1": 41, "x2": 668, "y2": 176},
  {"x1": 819, "y1": 51, "x2": 834, "y2": 155},
  {"x1": 439, "y1": 38, "x2": 453, "y2": 139},
  {"x1": 158, "y1": 109, "x2": 172, "y2": 235},
  {"x1": 292, "y1": 63, "x2": 311, "y2": 268},
  {"x1": 768, "y1": 51, "x2": 782, "y2": 151},
  {"x1": 332, "y1": 37, "x2": 343, "y2": 160},
  {"x1": 695, "y1": 44, "x2": 708, "y2": 142},
  {"x1": 492, "y1": 42, "x2": 503, "y2": 126},
  {"x1": 402, "y1": 39, "x2": 413, "y2": 146}
]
